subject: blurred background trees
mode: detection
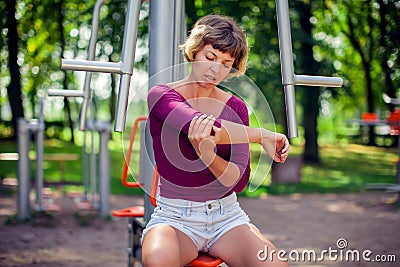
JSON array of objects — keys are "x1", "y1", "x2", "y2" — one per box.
[{"x1": 1, "y1": 0, "x2": 399, "y2": 163}]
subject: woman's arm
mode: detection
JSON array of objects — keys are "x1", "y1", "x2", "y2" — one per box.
[
  {"x1": 190, "y1": 115, "x2": 290, "y2": 163},
  {"x1": 188, "y1": 114, "x2": 289, "y2": 187},
  {"x1": 188, "y1": 114, "x2": 247, "y2": 187}
]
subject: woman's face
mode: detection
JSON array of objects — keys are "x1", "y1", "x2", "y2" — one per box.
[{"x1": 191, "y1": 44, "x2": 235, "y2": 88}]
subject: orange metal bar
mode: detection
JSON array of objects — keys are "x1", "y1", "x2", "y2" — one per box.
[
  {"x1": 121, "y1": 115, "x2": 148, "y2": 188},
  {"x1": 150, "y1": 165, "x2": 159, "y2": 207}
]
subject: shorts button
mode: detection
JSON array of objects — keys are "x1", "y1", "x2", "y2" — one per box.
[{"x1": 207, "y1": 203, "x2": 212, "y2": 209}]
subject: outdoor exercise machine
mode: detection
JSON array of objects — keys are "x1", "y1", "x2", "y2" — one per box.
[
  {"x1": 17, "y1": 100, "x2": 62, "y2": 220},
  {"x1": 362, "y1": 94, "x2": 400, "y2": 203},
  {"x1": 344, "y1": 94, "x2": 400, "y2": 204},
  {"x1": 47, "y1": 0, "x2": 343, "y2": 265},
  {"x1": 47, "y1": 0, "x2": 112, "y2": 217},
  {"x1": 112, "y1": 116, "x2": 224, "y2": 267},
  {"x1": 16, "y1": 97, "x2": 111, "y2": 220}
]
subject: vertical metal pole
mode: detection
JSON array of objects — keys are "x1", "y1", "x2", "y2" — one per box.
[
  {"x1": 97, "y1": 121, "x2": 111, "y2": 217},
  {"x1": 17, "y1": 118, "x2": 31, "y2": 220},
  {"x1": 276, "y1": 0, "x2": 298, "y2": 138},
  {"x1": 79, "y1": 0, "x2": 107, "y2": 130},
  {"x1": 34, "y1": 101, "x2": 45, "y2": 211},
  {"x1": 148, "y1": 0, "x2": 174, "y2": 87},
  {"x1": 145, "y1": 0, "x2": 175, "y2": 222},
  {"x1": 114, "y1": 0, "x2": 142, "y2": 132},
  {"x1": 141, "y1": 121, "x2": 155, "y2": 221},
  {"x1": 172, "y1": 0, "x2": 186, "y2": 81},
  {"x1": 82, "y1": 130, "x2": 89, "y2": 201},
  {"x1": 88, "y1": 102, "x2": 97, "y2": 209}
]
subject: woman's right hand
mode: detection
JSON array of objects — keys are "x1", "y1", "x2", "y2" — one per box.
[{"x1": 188, "y1": 114, "x2": 217, "y2": 165}]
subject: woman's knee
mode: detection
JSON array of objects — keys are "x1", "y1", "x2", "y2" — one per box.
[{"x1": 142, "y1": 243, "x2": 180, "y2": 267}]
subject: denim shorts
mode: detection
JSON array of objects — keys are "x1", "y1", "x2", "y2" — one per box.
[{"x1": 141, "y1": 193, "x2": 250, "y2": 252}]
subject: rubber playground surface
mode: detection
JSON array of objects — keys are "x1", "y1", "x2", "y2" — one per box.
[{"x1": 0, "y1": 191, "x2": 399, "y2": 266}]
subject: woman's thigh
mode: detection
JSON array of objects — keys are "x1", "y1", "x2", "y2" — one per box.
[
  {"x1": 209, "y1": 224, "x2": 289, "y2": 267},
  {"x1": 141, "y1": 224, "x2": 198, "y2": 267}
]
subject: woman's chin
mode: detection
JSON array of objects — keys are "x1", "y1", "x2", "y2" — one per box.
[{"x1": 197, "y1": 80, "x2": 218, "y2": 88}]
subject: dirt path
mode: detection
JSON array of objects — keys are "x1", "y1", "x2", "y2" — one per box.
[{"x1": 0, "y1": 191, "x2": 399, "y2": 266}]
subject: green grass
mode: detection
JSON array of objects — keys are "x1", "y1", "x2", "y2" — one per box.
[
  {"x1": 243, "y1": 143, "x2": 398, "y2": 197},
  {"x1": 0, "y1": 138, "x2": 398, "y2": 198}
]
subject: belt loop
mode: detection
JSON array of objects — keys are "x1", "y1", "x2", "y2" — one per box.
[
  {"x1": 219, "y1": 199, "x2": 224, "y2": 215},
  {"x1": 185, "y1": 200, "x2": 191, "y2": 216}
]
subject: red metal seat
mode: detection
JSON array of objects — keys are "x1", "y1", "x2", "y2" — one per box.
[{"x1": 388, "y1": 109, "x2": 400, "y2": 136}]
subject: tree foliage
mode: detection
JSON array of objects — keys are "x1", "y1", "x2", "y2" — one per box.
[{"x1": 1, "y1": 0, "x2": 399, "y2": 154}]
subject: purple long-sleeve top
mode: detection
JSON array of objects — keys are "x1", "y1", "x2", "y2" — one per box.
[{"x1": 147, "y1": 84, "x2": 250, "y2": 201}]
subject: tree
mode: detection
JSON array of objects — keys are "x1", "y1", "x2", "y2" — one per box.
[
  {"x1": 294, "y1": 0, "x2": 322, "y2": 163},
  {"x1": 313, "y1": 0, "x2": 400, "y2": 146},
  {"x1": 376, "y1": 0, "x2": 399, "y2": 111},
  {"x1": 5, "y1": 0, "x2": 24, "y2": 139}
]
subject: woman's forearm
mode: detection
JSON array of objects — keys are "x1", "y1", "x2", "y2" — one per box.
[
  {"x1": 200, "y1": 152, "x2": 241, "y2": 187},
  {"x1": 216, "y1": 119, "x2": 271, "y2": 145}
]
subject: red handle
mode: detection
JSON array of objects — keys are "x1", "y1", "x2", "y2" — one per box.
[
  {"x1": 121, "y1": 115, "x2": 148, "y2": 188},
  {"x1": 150, "y1": 165, "x2": 159, "y2": 207}
]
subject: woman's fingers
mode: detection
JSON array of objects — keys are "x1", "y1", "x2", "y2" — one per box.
[
  {"x1": 189, "y1": 114, "x2": 215, "y2": 140},
  {"x1": 275, "y1": 136, "x2": 290, "y2": 163}
]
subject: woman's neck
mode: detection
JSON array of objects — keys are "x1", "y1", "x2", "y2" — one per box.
[{"x1": 178, "y1": 76, "x2": 217, "y2": 99}]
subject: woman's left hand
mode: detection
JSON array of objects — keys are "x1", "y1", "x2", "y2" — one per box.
[
  {"x1": 260, "y1": 129, "x2": 290, "y2": 163},
  {"x1": 188, "y1": 114, "x2": 217, "y2": 165}
]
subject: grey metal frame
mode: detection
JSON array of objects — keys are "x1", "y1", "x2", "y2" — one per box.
[
  {"x1": 50, "y1": 0, "x2": 342, "y2": 139},
  {"x1": 17, "y1": 100, "x2": 46, "y2": 220},
  {"x1": 276, "y1": 0, "x2": 343, "y2": 138},
  {"x1": 49, "y1": 0, "x2": 142, "y2": 133}
]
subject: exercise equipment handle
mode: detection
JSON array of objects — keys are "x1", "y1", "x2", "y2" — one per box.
[
  {"x1": 150, "y1": 165, "x2": 159, "y2": 207},
  {"x1": 121, "y1": 115, "x2": 148, "y2": 188}
]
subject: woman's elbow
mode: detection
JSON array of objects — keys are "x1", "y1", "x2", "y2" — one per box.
[{"x1": 218, "y1": 164, "x2": 241, "y2": 187}]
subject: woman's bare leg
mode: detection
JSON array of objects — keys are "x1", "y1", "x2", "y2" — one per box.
[
  {"x1": 209, "y1": 224, "x2": 289, "y2": 267},
  {"x1": 141, "y1": 224, "x2": 198, "y2": 267}
]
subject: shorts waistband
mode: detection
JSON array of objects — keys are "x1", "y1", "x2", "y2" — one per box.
[{"x1": 157, "y1": 193, "x2": 237, "y2": 215}]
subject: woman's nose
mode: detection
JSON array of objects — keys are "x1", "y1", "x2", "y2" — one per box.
[{"x1": 210, "y1": 62, "x2": 221, "y2": 74}]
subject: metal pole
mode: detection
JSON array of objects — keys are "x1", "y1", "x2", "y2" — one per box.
[
  {"x1": 50, "y1": 0, "x2": 142, "y2": 133},
  {"x1": 275, "y1": 0, "x2": 343, "y2": 138},
  {"x1": 61, "y1": 59, "x2": 122, "y2": 73},
  {"x1": 82, "y1": 129, "x2": 89, "y2": 201},
  {"x1": 141, "y1": 121, "x2": 155, "y2": 221},
  {"x1": 295, "y1": 74, "x2": 343, "y2": 87},
  {"x1": 49, "y1": 0, "x2": 107, "y2": 131},
  {"x1": 17, "y1": 118, "x2": 31, "y2": 220},
  {"x1": 114, "y1": 0, "x2": 142, "y2": 132},
  {"x1": 172, "y1": 0, "x2": 186, "y2": 81},
  {"x1": 34, "y1": 101, "x2": 45, "y2": 211},
  {"x1": 97, "y1": 121, "x2": 111, "y2": 217},
  {"x1": 88, "y1": 102, "x2": 97, "y2": 209},
  {"x1": 145, "y1": 0, "x2": 175, "y2": 222},
  {"x1": 276, "y1": 0, "x2": 297, "y2": 138}
]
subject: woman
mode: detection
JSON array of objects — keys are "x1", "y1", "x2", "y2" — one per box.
[{"x1": 142, "y1": 15, "x2": 290, "y2": 267}]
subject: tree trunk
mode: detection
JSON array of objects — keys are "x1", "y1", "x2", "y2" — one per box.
[
  {"x1": 6, "y1": 0, "x2": 24, "y2": 140},
  {"x1": 377, "y1": 0, "x2": 396, "y2": 111},
  {"x1": 297, "y1": 1, "x2": 320, "y2": 163},
  {"x1": 344, "y1": 1, "x2": 376, "y2": 145}
]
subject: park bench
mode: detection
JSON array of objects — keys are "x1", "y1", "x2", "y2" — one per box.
[{"x1": 0, "y1": 152, "x2": 79, "y2": 182}]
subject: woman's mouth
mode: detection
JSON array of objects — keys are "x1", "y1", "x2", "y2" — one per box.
[{"x1": 204, "y1": 75, "x2": 216, "y2": 83}]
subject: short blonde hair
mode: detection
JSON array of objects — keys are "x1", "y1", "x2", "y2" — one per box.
[{"x1": 180, "y1": 15, "x2": 248, "y2": 75}]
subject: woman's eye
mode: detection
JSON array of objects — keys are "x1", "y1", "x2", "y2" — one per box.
[{"x1": 206, "y1": 56, "x2": 215, "y2": 61}]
